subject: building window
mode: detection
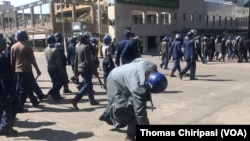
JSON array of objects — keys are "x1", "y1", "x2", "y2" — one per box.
[
  {"x1": 160, "y1": 12, "x2": 171, "y2": 25},
  {"x1": 147, "y1": 11, "x2": 158, "y2": 24},
  {"x1": 183, "y1": 13, "x2": 186, "y2": 21},
  {"x1": 131, "y1": 10, "x2": 143, "y2": 24},
  {"x1": 132, "y1": 15, "x2": 143, "y2": 24},
  {"x1": 174, "y1": 13, "x2": 177, "y2": 23},
  {"x1": 147, "y1": 15, "x2": 156, "y2": 24},
  {"x1": 199, "y1": 14, "x2": 202, "y2": 24}
]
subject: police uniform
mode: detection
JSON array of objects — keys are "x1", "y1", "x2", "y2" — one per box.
[{"x1": 179, "y1": 35, "x2": 197, "y2": 80}]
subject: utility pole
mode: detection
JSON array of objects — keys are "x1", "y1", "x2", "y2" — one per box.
[
  {"x1": 60, "y1": 0, "x2": 67, "y2": 55},
  {"x1": 248, "y1": 2, "x2": 250, "y2": 38}
]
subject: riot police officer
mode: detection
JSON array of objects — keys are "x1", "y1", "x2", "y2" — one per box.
[
  {"x1": 0, "y1": 34, "x2": 18, "y2": 136},
  {"x1": 169, "y1": 34, "x2": 183, "y2": 77},
  {"x1": 71, "y1": 31, "x2": 100, "y2": 110},
  {"x1": 54, "y1": 32, "x2": 72, "y2": 93},
  {"x1": 179, "y1": 29, "x2": 198, "y2": 80},
  {"x1": 45, "y1": 35, "x2": 65, "y2": 101}
]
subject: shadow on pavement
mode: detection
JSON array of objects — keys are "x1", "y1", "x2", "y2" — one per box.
[{"x1": 18, "y1": 128, "x2": 93, "y2": 141}]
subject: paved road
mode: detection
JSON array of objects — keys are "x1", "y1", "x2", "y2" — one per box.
[{"x1": 1, "y1": 53, "x2": 250, "y2": 141}]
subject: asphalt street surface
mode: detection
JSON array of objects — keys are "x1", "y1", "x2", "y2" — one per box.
[{"x1": 1, "y1": 52, "x2": 250, "y2": 141}]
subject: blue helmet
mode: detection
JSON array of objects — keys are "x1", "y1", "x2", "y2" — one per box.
[
  {"x1": 54, "y1": 32, "x2": 63, "y2": 42},
  {"x1": 162, "y1": 36, "x2": 169, "y2": 42},
  {"x1": 147, "y1": 72, "x2": 167, "y2": 93},
  {"x1": 16, "y1": 30, "x2": 29, "y2": 41},
  {"x1": 90, "y1": 37, "x2": 97, "y2": 44},
  {"x1": 54, "y1": 32, "x2": 63, "y2": 38},
  {"x1": 46, "y1": 35, "x2": 56, "y2": 44},
  {"x1": 103, "y1": 34, "x2": 112, "y2": 44},
  {"x1": 78, "y1": 31, "x2": 90, "y2": 43}
]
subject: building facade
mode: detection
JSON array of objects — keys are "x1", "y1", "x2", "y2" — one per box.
[
  {"x1": 0, "y1": 0, "x2": 106, "y2": 50},
  {"x1": 108, "y1": 0, "x2": 249, "y2": 53}
]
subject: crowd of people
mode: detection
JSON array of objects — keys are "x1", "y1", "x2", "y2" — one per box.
[
  {"x1": 0, "y1": 27, "x2": 168, "y2": 141},
  {"x1": 160, "y1": 30, "x2": 250, "y2": 80},
  {"x1": 4, "y1": 26, "x2": 250, "y2": 140}
]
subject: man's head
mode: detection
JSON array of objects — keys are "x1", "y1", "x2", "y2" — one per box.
[
  {"x1": 103, "y1": 34, "x2": 112, "y2": 45},
  {"x1": 46, "y1": 35, "x2": 56, "y2": 45},
  {"x1": 16, "y1": 30, "x2": 29, "y2": 42},
  {"x1": 54, "y1": 32, "x2": 63, "y2": 42},
  {"x1": 147, "y1": 72, "x2": 167, "y2": 93},
  {"x1": 162, "y1": 36, "x2": 169, "y2": 42},
  {"x1": 78, "y1": 31, "x2": 90, "y2": 44},
  {"x1": 124, "y1": 29, "x2": 133, "y2": 39},
  {"x1": 186, "y1": 29, "x2": 197, "y2": 39}
]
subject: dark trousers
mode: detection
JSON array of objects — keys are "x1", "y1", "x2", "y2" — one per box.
[
  {"x1": 0, "y1": 105, "x2": 17, "y2": 130},
  {"x1": 172, "y1": 58, "x2": 181, "y2": 72},
  {"x1": 161, "y1": 51, "x2": 169, "y2": 69},
  {"x1": 102, "y1": 58, "x2": 114, "y2": 85},
  {"x1": 126, "y1": 117, "x2": 137, "y2": 141},
  {"x1": 73, "y1": 71, "x2": 96, "y2": 103},
  {"x1": 180, "y1": 60, "x2": 196, "y2": 79},
  {"x1": 16, "y1": 71, "x2": 36, "y2": 110},
  {"x1": 48, "y1": 69, "x2": 64, "y2": 98}
]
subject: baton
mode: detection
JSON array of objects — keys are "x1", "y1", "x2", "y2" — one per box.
[{"x1": 97, "y1": 76, "x2": 105, "y2": 89}]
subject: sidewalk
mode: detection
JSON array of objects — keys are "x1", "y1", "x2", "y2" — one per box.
[{"x1": 2, "y1": 53, "x2": 250, "y2": 141}]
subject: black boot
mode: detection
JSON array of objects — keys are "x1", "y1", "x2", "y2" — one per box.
[{"x1": 71, "y1": 99, "x2": 79, "y2": 110}]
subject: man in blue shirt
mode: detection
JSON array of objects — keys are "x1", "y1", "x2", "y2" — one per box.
[{"x1": 115, "y1": 30, "x2": 140, "y2": 66}]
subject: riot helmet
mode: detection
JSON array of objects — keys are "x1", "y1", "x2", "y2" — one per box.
[
  {"x1": 90, "y1": 37, "x2": 98, "y2": 44},
  {"x1": 175, "y1": 34, "x2": 183, "y2": 40},
  {"x1": 147, "y1": 72, "x2": 168, "y2": 93},
  {"x1": 187, "y1": 29, "x2": 197, "y2": 38},
  {"x1": 15, "y1": 30, "x2": 29, "y2": 42},
  {"x1": 103, "y1": 34, "x2": 112, "y2": 44},
  {"x1": 78, "y1": 31, "x2": 90, "y2": 44},
  {"x1": 162, "y1": 36, "x2": 169, "y2": 42},
  {"x1": 7, "y1": 34, "x2": 16, "y2": 45},
  {"x1": 46, "y1": 35, "x2": 56, "y2": 45},
  {"x1": 54, "y1": 32, "x2": 63, "y2": 42}
]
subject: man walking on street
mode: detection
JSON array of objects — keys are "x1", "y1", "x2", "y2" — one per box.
[
  {"x1": 71, "y1": 31, "x2": 100, "y2": 110},
  {"x1": 179, "y1": 29, "x2": 198, "y2": 80}
]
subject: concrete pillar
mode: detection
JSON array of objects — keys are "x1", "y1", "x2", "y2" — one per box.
[
  {"x1": 14, "y1": 11, "x2": 18, "y2": 29},
  {"x1": 22, "y1": 9, "x2": 26, "y2": 28},
  {"x1": 40, "y1": 5, "x2": 43, "y2": 24},
  {"x1": 49, "y1": 0, "x2": 55, "y2": 32},
  {"x1": 156, "y1": 12, "x2": 159, "y2": 24},
  {"x1": 91, "y1": 5, "x2": 97, "y2": 25},
  {"x1": 72, "y1": 3, "x2": 76, "y2": 22},
  {"x1": 142, "y1": 11, "x2": 146, "y2": 24},
  {"x1": 1, "y1": 14, "x2": 5, "y2": 31},
  {"x1": 7, "y1": 13, "x2": 11, "y2": 30},
  {"x1": 30, "y1": 7, "x2": 35, "y2": 27}
]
